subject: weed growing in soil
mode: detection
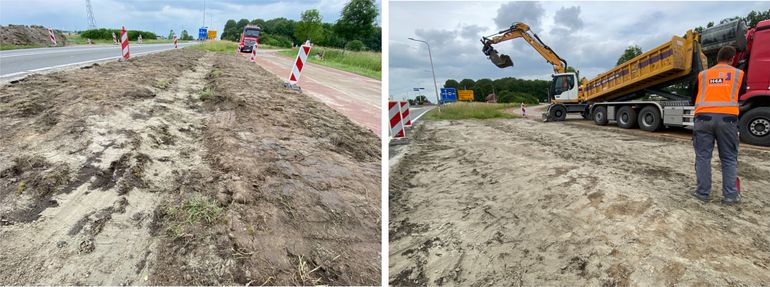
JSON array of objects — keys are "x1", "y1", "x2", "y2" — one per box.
[
  {"x1": 295, "y1": 255, "x2": 322, "y2": 285},
  {"x1": 425, "y1": 102, "x2": 520, "y2": 120},
  {"x1": 208, "y1": 69, "x2": 223, "y2": 79},
  {"x1": 154, "y1": 79, "x2": 171, "y2": 90},
  {"x1": 165, "y1": 195, "x2": 223, "y2": 239},
  {"x1": 199, "y1": 87, "x2": 215, "y2": 101}
]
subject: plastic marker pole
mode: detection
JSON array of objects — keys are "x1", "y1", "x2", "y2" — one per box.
[
  {"x1": 112, "y1": 32, "x2": 118, "y2": 45},
  {"x1": 283, "y1": 40, "x2": 311, "y2": 91},
  {"x1": 120, "y1": 26, "x2": 130, "y2": 60},
  {"x1": 47, "y1": 28, "x2": 57, "y2": 46},
  {"x1": 173, "y1": 36, "x2": 178, "y2": 48}
]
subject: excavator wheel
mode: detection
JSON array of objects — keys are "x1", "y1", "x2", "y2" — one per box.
[
  {"x1": 617, "y1": 106, "x2": 638, "y2": 129},
  {"x1": 592, "y1": 106, "x2": 609, "y2": 126},
  {"x1": 549, "y1": 104, "x2": 567, "y2": 121}
]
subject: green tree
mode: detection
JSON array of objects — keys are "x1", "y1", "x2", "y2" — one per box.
[
  {"x1": 616, "y1": 45, "x2": 643, "y2": 66},
  {"x1": 444, "y1": 79, "x2": 460, "y2": 90},
  {"x1": 345, "y1": 40, "x2": 364, "y2": 51},
  {"x1": 180, "y1": 30, "x2": 192, "y2": 40},
  {"x1": 295, "y1": 9, "x2": 324, "y2": 43},
  {"x1": 565, "y1": 66, "x2": 577, "y2": 72},
  {"x1": 459, "y1": 79, "x2": 475, "y2": 90},
  {"x1": 335, "y1": 0, "x2": 378, "y2": 41},
  {"x1": 221, "y1": 19, "x2": 237, "y2": 41},
  {"x1": 168, "y1": 29, "x2": 174, "y2": 39}
]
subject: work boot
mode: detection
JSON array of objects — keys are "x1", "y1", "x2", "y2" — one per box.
[
  {"x1": 721, "y1": 194, "x2": 741, "y2": 205},
  {"x1": 691, "y1": 192, "x2": 709, "y2": 203}
]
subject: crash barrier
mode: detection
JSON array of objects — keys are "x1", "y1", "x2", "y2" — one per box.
[
  {"x1": 284, "y1": 40, "x2": 311, "y2": 90},
  {"x1": 47, "y1": 28, "x2": 56, "y2": 46},
  {"x1": 389, "y1": 101, "x2": 405, "y2": 139},
  {"x1": 120, "y1": 26, "x2": 129, "y2": 60},
  {"x1": 400, "y1": 101, "x2": 412, "y2": 127},
  {"x1": 173, "y1": 36, "x2": 178, "y2": 49},
  {"x1": 112, "y1": 32, "x2": 117, "y2": 45}
]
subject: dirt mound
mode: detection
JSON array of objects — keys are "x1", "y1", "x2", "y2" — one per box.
[
  {"x1": 0, "y1": 25, "x2": 67, "y2": 46},
  {"x1": 0, "y1": 48, "x2": 380, "y2": 285},
  {"x1": 390, "y1": 119, "x2": 770, "y2": 286}
]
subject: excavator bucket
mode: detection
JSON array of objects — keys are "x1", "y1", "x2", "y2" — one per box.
[{"x1": 488, "y1": 49, "x2": 514, "y2": 68}]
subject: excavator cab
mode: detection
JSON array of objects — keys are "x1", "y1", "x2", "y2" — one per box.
[{"x1": 482, "y1": 40, "x2": 514, "y2": 68}]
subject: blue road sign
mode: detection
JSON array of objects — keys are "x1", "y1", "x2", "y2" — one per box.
[
  {"x1": 440, "y1": 88, "x2": 458, "y2": 103},
  {"x1": 198, "y1": 27, "x2": 208, "y2": 40}
]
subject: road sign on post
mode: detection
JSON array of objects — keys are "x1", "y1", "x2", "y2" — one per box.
[
  {"x1": 440, "y1": 88, "x2": 458, "y2": 103},
  {"x1": 198, "y1": 27, "x2": 208, "y2": 40},
  {"x1": 458, "y1": 89, "x2": 474, "y2": 101}
]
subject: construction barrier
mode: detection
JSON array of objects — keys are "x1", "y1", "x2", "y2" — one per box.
[
  {"x1": 47, "y1": 28, "x2": 56, "y2": 46},
  {"x1": 250, "y1": 43, "x2": 257, "y2": 62},
  {"x1": 120, "y1": 26, "x2": 129, "y2": 60},
  {"x1": 112, "y1": 32, "x2": 117, "y2": 45},
  {"x1": 173, "y1": 36, "x2": 178, "y2": 48},
  {"x1": 400, "y1": 101, "x2": 412, "y2": 127},
  {"x1": 284, "y1": 40, "x2": 311, "y2": 90},
  {"x1": 389, "y1": 101, "x2": 405, "y2": 139}
]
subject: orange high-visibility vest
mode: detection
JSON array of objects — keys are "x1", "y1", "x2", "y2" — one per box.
[{"x1": 694, "y1": 64, "x2": 743, "y2": 115}]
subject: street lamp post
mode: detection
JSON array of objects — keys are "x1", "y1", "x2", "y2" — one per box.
[{"x1": 408, "y1": 37, "x2": 440, "y2": 106}]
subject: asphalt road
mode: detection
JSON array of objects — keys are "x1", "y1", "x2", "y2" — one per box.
[{"x1": 0, "y1": 42, "x2": 199, "y2": 80}]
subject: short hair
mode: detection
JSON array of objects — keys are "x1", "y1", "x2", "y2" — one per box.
[{"x1": 717, "y1": 46, "x2": 736, "y2": 63}]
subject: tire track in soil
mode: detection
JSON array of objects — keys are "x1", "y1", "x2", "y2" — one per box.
[{"x1": 0, "y1": 53, "x2": 213, "y2": 285}]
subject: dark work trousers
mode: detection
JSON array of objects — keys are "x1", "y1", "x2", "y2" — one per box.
[{"x1": 693, "y1": 113, "x2": 739, "y2": 198}]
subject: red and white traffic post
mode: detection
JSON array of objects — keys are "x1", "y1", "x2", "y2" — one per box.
[
  {"x1": 250, "y1": 42, "x2": 258, "y2": 62},
  {"x1": 173, "y1": 35, "x2": 178, "y2": 48},
  {"x1": 112, "y1": 31, "x2": 118, "y2": 45},
  {"x1": 389, "y1": 101, "x2": 406, "y2": 140},
  {"x1": 283, "y1": 40, "x2": 311, "y2": 90},
  {"x1": 47, "y1": 28, "x2": 57, "y2": 46},
  {"x1": 400, "y1": 101, "x2": 412, "y2": 127},
  {"x1": 120, "y1": 26, "x2": 130, "y2": 60}
]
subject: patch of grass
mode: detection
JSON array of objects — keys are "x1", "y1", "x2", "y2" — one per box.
[
  {"x1": 188, "y1": 40, "x2": 238, "y2": 53},
  {"x1": 16, "y1": 180, "x2": 26, "y2": 195},
  {"x1": 199, "y1": 87, "x2": 215, "y2": 101},
  {"x1": 154, "y1": 79, "x2": 171, "y2": 90},
  {"x1": 165, "y1": 195, "x2": 223, "y2": 239},
  {"x1": 278, "y1": 46, "x2": 381, "y2": 80},
  {"x1": 424, "y1": 102, "x2": 520, "y2": 120},
  {"x1": 207, "y1": 69, "x2": 223, "y2": 79},
  {"x1": 0, "y1": 43, "x2": 44, "y2": 50}
]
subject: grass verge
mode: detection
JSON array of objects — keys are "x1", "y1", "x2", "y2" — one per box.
[
  {"x1": 278, "y1": 46, "x2": 381, "y2": 80},
  {"x1": 187, "y1": 40, "x2": 237, "y2": 53},
  {"x1": 424, "y1": 102, "x2": 520, "y2": 120},
  {"x1": 0, "y1": 44, "x2": 44, "y2": 50}
]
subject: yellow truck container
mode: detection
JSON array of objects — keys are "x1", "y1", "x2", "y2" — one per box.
[{"x1": 581, "y1": 30, "x2": 704, "y2": 103}]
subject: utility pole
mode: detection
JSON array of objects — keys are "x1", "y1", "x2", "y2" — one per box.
[
  {"x1": 408, "y1": 38, "x2": 440, "y2": 107},
  {"x1": 85, "y1": 0, "x2": 96, "y2": 29},
  {"x1": 203, "y1": 0, "x2": 206, "y2": 28}
]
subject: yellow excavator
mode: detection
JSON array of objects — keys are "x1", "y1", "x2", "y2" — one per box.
[{"x1": 481, "y1": 22, "x2": 568, "y2": 74}]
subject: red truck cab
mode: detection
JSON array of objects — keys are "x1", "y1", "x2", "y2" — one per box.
[
  {"x1": 736, "y1": 20, "x2": 770, "y2": 146},
  {"x1": 239, "y1": 25, "x2": 261, "y2": 53}
]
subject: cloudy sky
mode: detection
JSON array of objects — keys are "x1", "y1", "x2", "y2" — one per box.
[
  {"x1": 0, "y1": 0, "x2": 380, "y2": 38},
  {"x1": 389, "y1": 1, "x2": 768, "y2": 101}
]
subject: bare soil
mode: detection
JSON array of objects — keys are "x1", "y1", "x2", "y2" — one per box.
[
  {"x1": 0, "y1": 48, "x2": 380, "y2": 285},
  {"x1": 0, "y1": 25, "x2": 66, "y2": 46},
  {"x1": 389, "y1": 119, "x2": 770, "y2": 286}
]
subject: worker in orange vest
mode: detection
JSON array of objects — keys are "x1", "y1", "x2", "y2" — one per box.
[{"x1": 692, "y1": 46, "x2": 743, "y2": 205}]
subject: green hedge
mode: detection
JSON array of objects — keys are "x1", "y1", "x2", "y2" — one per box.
[
  {"x1": 81, "y1": 28, "x2": 157, "y2": 41},
  {"x1": 260, "y1": 34, "x2": 293, "y2": 48}
]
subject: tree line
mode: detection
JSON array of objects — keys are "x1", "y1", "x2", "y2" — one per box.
[
  {"x1": 220, "y1": 0, "x2": 380, "y2": 51},
  {"x1": 81, "y1": 28, "x2": 157, "y2": 41},
  {"x1": 443, "y1": 78, "x2": 549, "y2": 104}
]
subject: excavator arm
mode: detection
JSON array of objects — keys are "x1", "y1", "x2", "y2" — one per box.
[{"x1": 481, "y1": 22, "x2": 568, "y2": 74}]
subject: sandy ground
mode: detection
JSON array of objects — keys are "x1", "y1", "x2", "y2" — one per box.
[
  {"x1": 0, "y1": 48, "x2": 380, "y2": 285},
  {"x1": 248, "y1": 49, "x2": 381, "y2": 136},
  {"x1": 389, "y1": 118, "x2": 770, "y2": 286}
]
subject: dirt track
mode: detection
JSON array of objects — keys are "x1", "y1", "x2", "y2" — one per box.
[
  {"x1": 0, "y1": 48, "x2": 380, "y2": 285},
  {"x1": 389, "y1": 119, "x2": 770, "y2": 286}
]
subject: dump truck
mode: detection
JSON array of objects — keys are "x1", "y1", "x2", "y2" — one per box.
[
  {"x1": 239, "y1": 25, "x2": 261, "y2": 53},
  {"x1": 482, "y1": 20, "x2": 770, "y2": 146}
]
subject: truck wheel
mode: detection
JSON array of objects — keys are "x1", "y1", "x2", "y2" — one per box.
[
  {"x1": 739, "y1": 107, "x2": 770, "y2": 147},
  {"x1": 550, "y1": 105, "x2": 567, "y2": 121},
  {"x1": 617, "y1": 106, "x2": 637, "y2": 129},
  {"x1": 638, "y1": 106, "x2": 662, "y2": 132},
  {"x1": 593, "y1": 106, "x2": 608, "y2": 125}
]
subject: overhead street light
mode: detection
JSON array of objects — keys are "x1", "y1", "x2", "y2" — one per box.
[{"x1": 408, "y1": 37, "x2": 440, "y2": 106}]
